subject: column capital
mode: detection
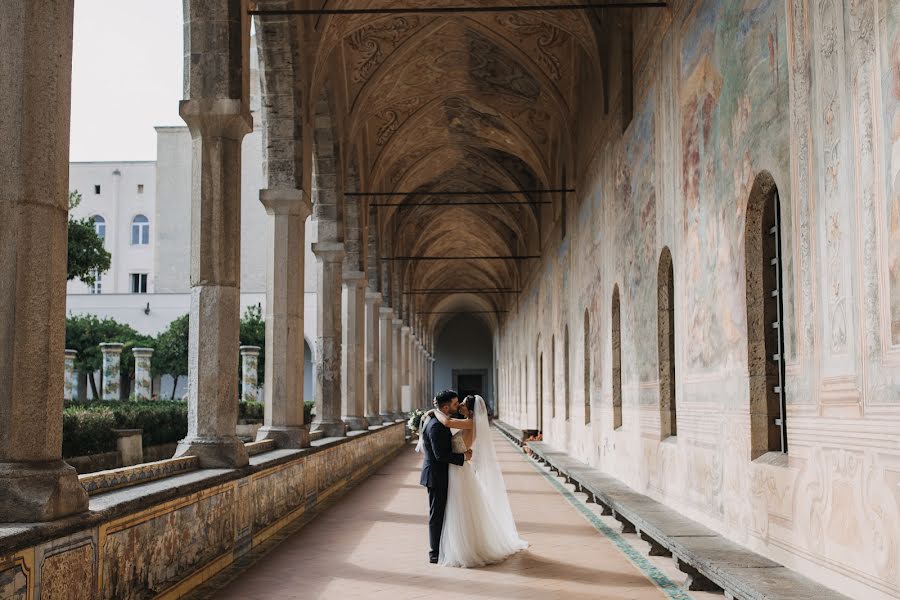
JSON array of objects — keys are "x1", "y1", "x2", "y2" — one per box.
[
  {"x1": 260, "y1": 188, "x2": 312, "y2": 217},
  {"x1": 343, "y1": 270, "x2": 367, "y2": 287},
  {"x1": 239, "y1": 345, "x2": 261, "y2": 357},
  {"x1": 99, "y1": 342, "x2": 124, "y2": 354},
  {"x1": 132, "y1": 347, "x2": 155, "y2": 358},
  {"x1": 365, "y1": 290, "x2": 383, "y2": 305},
  {"x1": 401, "y1": 325, "x2": 411, "y2": 334},
  {"x1": 178, "y1": 99, "x2": 252, "y2": 140},
  {"x1": 379, "y1": 307, "x2": 394, "y2": 319},
  {"x1": 312, "y1": 242, "x2": 346, "y2": 261},
  {"x1": 65, "y1": 349, "x2": 78, "y2": 359},
  {"x1": 392, "y1": 318, "x2": 403, "y2": 329}
]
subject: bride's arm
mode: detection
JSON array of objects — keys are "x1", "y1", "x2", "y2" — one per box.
[{"x1": 430, "y1": 409, "x2": 474, "y2": 430}]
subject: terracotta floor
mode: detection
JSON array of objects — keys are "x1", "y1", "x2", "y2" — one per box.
[{"x1": 197, "y1": 431, "x2": 717, "y2": 600}]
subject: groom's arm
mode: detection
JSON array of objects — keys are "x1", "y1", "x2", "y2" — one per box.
[{"x1": 431, "y1": 424, "x2": 465, "y2": 467}]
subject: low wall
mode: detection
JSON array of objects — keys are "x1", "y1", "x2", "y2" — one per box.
[{"x1": 0, "y1": 422, "x2": 406, "y2": 599}]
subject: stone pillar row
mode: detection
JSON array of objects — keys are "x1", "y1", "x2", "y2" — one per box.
[
  {"x1": 341, "y1": 271, "x2": 367, "y2": 431},
  {"x1": 364, "y1": 292, "x2": 382, "y2": 426},
  {"x1": 311, "y1": 242, "x2": 347, "y2": 438}
]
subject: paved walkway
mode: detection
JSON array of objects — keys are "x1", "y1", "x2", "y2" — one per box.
[{"x1": 194, "y1": 431, "x2": 719, "y2": 600}]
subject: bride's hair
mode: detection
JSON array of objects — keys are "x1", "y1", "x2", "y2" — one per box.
[{"x1": 462, "y1": 395, "x2": 477, "y2": 416}]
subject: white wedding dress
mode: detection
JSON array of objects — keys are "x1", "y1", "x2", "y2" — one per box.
[{"x1": 433, "y1": 396, "x2": 528, "y2": 568}]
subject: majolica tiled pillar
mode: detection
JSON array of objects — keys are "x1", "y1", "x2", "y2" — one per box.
[
  {"x1": 240, "y1": 345, "x2": 260, "y2": 403},
  {"x1": 256, "y1": 191, "x2": 311, "y2": 449},
  {"x1": 364, "y1": 291, "x2": 382, "y2": 426},
  {"x1": 64, "y1": 350, "x2": 78, "y2": 402},
  {"x1": 174, "y1": 0, "x2": 251, "y2": 468},
  {"x1": 133, "y1": 347, "x2": 154, "y2": 402},
  {"x1": 100, "y1": 343, "x2": 124, "y2": 401},
  {"x1": 0, "y1": 0, "x2": 89, "y2": 522}
]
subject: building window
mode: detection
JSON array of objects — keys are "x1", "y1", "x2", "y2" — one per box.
[
  {"x1": 658, "y1": 247, "x2": 676, "y2": 438},
  {"x1": 130, "y1": 273, "x2": 148, "y2": 294},
  {"x1": 137, "y1": 184, "x2": 144, "y2": 194},
  {"x1": 92, "y1": 215, "x2": 106, "y2": 240},
  {"x1": 745, "y1": 173, "x2": 788, "y2": 458},
  {"x1": 94, "y1": 184, "x2": 101, "y2": 194},
  {"x1": 564, "y1": 325, "x2": 570, "y2": 421},
  {"x1": 131, "y1": 215, "x2": 150, "y2": 245},
  {"x1": 612, "y1": 284, "x2": 622, "y2": 430},
  {"x1": 90, "y1": 271, "x2": 102, "y2": 295},
  {"x1": 584, "y1": 310, "x2": 591, "y2": 425}
]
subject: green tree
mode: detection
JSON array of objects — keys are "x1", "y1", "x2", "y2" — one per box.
[
  {"x1": 65, "y1": 314, "x2": 138, "y2": 399},
  {"x1": 153, "y1": 314, "x2": 189, "y2": 400},
  {"x1": 67, "y1": 191, "x2": 111, "y2": 287},
  {"x1": 240, "y1": 304, "x2": 266, "y2": 385}
]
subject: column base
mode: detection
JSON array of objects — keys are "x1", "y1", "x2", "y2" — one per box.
[
  {"x1": 311, "y1": 420, "x2": 347, "y2": 438},
  {"x1": 392, "y1": 412, "x2": 407, "y2": 421},
  {"x1": 174, "y1": 436, "x2": 249, "y2": 468},
  {"x1": 342, "y1": 416, "x2": 370, "y2": 432},
  {"x1": 380, "y1": 413, "x2": 394, "y2": 425},
  {"x1": 0, "y1": 460, "x2": 89, "y2": 523},
  {"x1": 366, "y1": 415, "x2": 383, "y2": 427},
  {"x1": 256, "y1": 425, "x2": 310, "y2": 449}
]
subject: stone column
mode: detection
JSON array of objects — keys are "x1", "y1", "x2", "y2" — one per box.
[
  {"x1": 64, "y1": 350, "x2": 78, "y2": 402},
  {"x1": 240, "y1": 345, "x2": 260, "y2": 403},
  {"x1": 400, "y1": 326, "x2": 411, "y2": 414},
  {"x1": 364, "y1": 292, "x2": 382, "y2": 426},
  {"x1": 256, "y1": 191, "x2": 310, "y2": 449},
  {"x1": 100, "y1": 343, "x2": 124, "y2": 401},
  {"x1": 174, "y1": 0, "x2": 252, "y2": 468},
  {"x1": 341, "y1": 272, "x2": 368, "y2": 431},
  {"x1": 311, "y1": 242, "x2": 347, "y2": 437},
  {"x1": 392, "y1": 319, "x2": 404, "y2": 418},
  {"x1": 0, "y1": 0, "x2": 89, "y2": 522},
  {"x1": 133, "y1": 347, "x2": 154, "y2": 402},
  {"x1": 379, "y1": 308, "x2": 394, "y2": 422}
]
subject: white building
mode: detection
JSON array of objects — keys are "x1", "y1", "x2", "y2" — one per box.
[{"x1": 66, "y1": 37, "x2": 317, "y2": 400}]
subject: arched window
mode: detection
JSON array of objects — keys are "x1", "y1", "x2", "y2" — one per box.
[
  {"x1": 745, "y1": 174, "x2": 788, "y2": 457},
  {"x1": 612, "y1": 285, "x2": 622, "y2": 430},
  {"x1": 658, "y1": 247, "x2": 676, "y2": 438},
  {"x1": 584, "y1": 310, "x2": 591, "y2": 425},
  {"x1": 550, "y1": 336, "x2": 556, "y2": 418},
  {"x1": 564, "y1": 325, "x2": 570, "y2": 421},
  {"x1": 131, "y1": 215, "x2": 150, "y2": 245},
  {"x1": 92, "y1": 215, "x2": 106, "y2": 240}
]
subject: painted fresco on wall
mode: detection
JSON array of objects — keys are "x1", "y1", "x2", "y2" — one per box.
[
  {"x1": 680, "y1": 0, "x2": 791, "y2": 373},
  {"x1": 615, "y1": 88, "x2": 658, "y2": 389},
  {"x1": 883, "y1": 0, "x2": 900, "y2": 345}
]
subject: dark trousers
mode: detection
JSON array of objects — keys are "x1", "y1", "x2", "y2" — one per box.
[{"x1": 427, "y1": 482, "x2": 448, "y2": 562}]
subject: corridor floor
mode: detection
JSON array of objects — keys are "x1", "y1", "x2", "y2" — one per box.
[{"x1": 192, "y1": 431, "x2": 718, "y2": 600}]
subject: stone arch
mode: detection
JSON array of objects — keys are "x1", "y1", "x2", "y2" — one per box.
[
  {"x1": 745, "y1": 172, "x2": 788, "y2": 459},
  {"x1": 658, "y1": 246, "x2": 676, "y2": 439},
  {"x1": 612, "y1": 283, "x2": 622, "y2": 430}
]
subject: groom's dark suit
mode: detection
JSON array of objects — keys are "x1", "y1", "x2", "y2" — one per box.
[{"x1": 420, "y1": 415, "x2": 465, "y2": 563}]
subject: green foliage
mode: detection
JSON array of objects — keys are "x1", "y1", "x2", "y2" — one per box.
[
  {"x1": 153, "y1": 314, "x2": 189, "y2": 399},
  {"x1": 62, "y1": 401, "x2": 188, "y2": 458},
  {"x1": 305, "y1": 400, "x2": 315, "y2": 424},
  {"x1": 239, "y1": 401, "x2": 264, "y2": 421},
  {"x1": 240, "y1": 304, "x2": 266, "y2": 385},
  {"x1": 65, "y1": 314, "x2": 139, "y2": 373},
  {"x1": 121, "y1": 336, "x2": 155, "y2": 381},
  {"x1": 67, "y1": 190, "x2": 111, "y2": 287}
]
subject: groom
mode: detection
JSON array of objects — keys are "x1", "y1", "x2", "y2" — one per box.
[{"x1": 420, "y1": 389, "x2": 472, "y2": 563}]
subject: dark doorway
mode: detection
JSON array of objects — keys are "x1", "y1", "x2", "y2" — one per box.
[{"x1": 453, "y1": 369, "x2": 487, "y2": 401}]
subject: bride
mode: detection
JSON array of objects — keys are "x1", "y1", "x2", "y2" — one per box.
[{"x1": 418, "y1": 395, "x2": 527, "y2": 568}]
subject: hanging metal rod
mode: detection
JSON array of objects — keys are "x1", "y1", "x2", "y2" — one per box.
[
  {"x1": 373, "y1": 201, "x2": 551, "y2": 207},
  {"x1": 404, "y1": 289, "x2": 521, "y2": 295},
  {"x1": 416, "y1": 310, "x2": 509, "y2": 315},
  {"x1": 250, "y1": 3, "x2": 666, "y2": 16},
  {"x1": 347, "y1": 188, "x2": 574, "y2": 197},
  {"x1": 381, "y1": 255, "x2": 540, "y2": 261}
]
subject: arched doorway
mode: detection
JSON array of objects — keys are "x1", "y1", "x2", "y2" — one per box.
[{"x1": 434, "y1": 314, "x2": 494, "y2": 411}]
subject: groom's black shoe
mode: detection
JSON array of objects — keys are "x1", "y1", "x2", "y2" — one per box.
[{"x1": 430, "y1": 558, "x2": 438, "y2": 564}]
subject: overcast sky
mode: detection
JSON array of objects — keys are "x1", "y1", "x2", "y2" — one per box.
[{"x1": 70, "y1": 0, "x2": 184, "y2": 162}]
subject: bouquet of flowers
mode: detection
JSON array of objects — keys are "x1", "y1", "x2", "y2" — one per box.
[{"x1": 407, "y1": 408, "x2": 428, "y2": 435}]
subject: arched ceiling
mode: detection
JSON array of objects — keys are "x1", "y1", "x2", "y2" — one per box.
[{"x1": 301, "y1": 1, "x2": 604, "y2": 336}]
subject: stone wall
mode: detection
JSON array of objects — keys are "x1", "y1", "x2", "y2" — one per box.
[
  {"x1": 0, "y1": 423, "x2": 406, "y2": 599},
  {"x1": 498, "y1": 1, "x2": 900, "y2": 598}
]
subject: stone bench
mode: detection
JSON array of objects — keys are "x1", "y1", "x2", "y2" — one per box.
[
  {"x1": 493, "y1": 419, "x2": 527, "y2": 446},
  {"x1": 524, "y1": 441, "x2": 850, "y2": 600}
]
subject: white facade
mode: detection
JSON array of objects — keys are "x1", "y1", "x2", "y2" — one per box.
[{"x1": 67, "y1": 161, "x2": 156, "y2": 295}]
